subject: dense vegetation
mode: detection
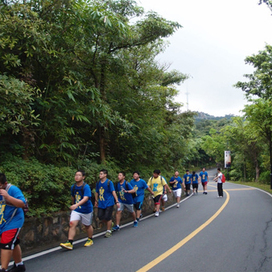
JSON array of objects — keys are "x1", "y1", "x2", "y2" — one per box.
[
  {"x1": 0, "y1": 0, "x2": 201, "y2": 216},
  {"x1": 1, "y1": 0, "x2": 272, "y2": 217}
]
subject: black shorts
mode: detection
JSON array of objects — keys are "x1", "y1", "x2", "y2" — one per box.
[
  {"x1": 185, "y1": 184, "x2": 191, "y2": 190},
  {"x1": 192, "y1": 183, "x2": 198, "y2": 189},
  {"x1": 98, "y1": 206, "x2": 114, "y2": 221},
  {"x1": 0, "y1": 228, "x2": 20, "y2": 250},
  {"x1": 153, "y1": 195, "x2": 162, "y2": 205},
  {"x1": 134, "y1": 202, "x2": 143, "y2": 210}
]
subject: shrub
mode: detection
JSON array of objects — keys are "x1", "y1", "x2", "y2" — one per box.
[{"x1": 1, "y1": 156, "x2": 74, "y2": 217}]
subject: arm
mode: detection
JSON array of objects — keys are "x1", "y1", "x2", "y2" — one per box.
[
  {"x1": 124, "y1": 188, "x2": 135, "y2": 194},
  {"x1": 164, "y1": 183, "x2": 171, "y2": 193},
  {"x1": 147, "y1": 186, "x2": 154, "y2": 195},
  {"x1": 169, "y1": 178, "x2": 175, "y2": 185},
  {"x1": 181, "y1": 180, "x2": 185, "y2": 190},
  {"x1": 0, "y1": 190, "x2": 25, "y2": 208},
  {"x1": 70, "y1": 196, "x2": 89, "y2": 210},
  {"x1": 94, "y1": 192, "x2": 99, "y2": 207},
  {"x1": 112, "y1": 191, "x2": 120, "y2": 208}
]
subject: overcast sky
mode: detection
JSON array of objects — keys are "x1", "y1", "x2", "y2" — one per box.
[{"x1": 139, "y1": 0, "x2": 272, "y2": 116}]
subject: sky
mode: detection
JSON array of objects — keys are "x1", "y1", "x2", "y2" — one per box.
[{"x1": 138, "y1": 0, "x2": 272, "y2": 116}]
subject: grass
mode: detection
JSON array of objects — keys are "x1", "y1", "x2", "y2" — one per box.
[{"x1": 229, "y1": 181, "x2": 272, "y2": 195}]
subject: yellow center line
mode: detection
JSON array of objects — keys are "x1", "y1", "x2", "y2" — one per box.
[{"x1": 136, "y1": 190, "x2": 230, "y2": 272}]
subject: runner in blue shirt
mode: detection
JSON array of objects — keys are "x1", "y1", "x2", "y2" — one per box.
[
  {"x1": 0, "y1": 173, "x2": 27, "y2": 272},
  {"x1": 60, "y1": 170, "x2": 94, "y2": 250},
  {"x1": 199, "y1": 167, "x2": 209, "y2": 195},
  {"x1": 112, "y1": 172, "x2": 137, "y2": 231},
  {"x1": 130, "y1": 171, "x2": 153, "y2": 221},
  {"x1": 191, "y1": 171, "x2": 199, "y2": 195},
  {"x1": 169, "y1": 171, "x2": 184, "y2": 208},
  {"x1": 183, "y1": 170, "x2": 191, "y2": 196},
  {"x1": 95, "y1": 169, "x2": 119, "y2": 238}
]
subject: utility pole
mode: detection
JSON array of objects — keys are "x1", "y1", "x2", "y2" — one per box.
[{"x1": 185, "y1": 91, "x2": 189, "y2": 111}]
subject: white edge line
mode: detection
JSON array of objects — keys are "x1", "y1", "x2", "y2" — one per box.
[{"x1": 229, "y1": 182, "x2": 272, "y2": 198}]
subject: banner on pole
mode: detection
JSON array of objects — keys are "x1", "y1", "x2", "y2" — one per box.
[{"x1": 224, "y1": 151, "x2": 231, "y2": 168}]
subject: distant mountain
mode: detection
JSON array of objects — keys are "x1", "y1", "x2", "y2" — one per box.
[{"x1": 194, "y1": 112, "x2": 236, "y2": 121}]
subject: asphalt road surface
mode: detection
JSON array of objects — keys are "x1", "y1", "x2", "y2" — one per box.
[{"x1": 21, "y1": 169, "x2": 272, "y2": 272}]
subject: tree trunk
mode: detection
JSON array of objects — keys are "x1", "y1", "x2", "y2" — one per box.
[
  {"x1": 253, "y1": 148, "x2": 260, "y2": 182},
  {"x1": 99, "y1": 126, "x2": 106, "y2": 163},
  {"x1": 243, "y1": 157, "x2": 247, "y2": 181}
]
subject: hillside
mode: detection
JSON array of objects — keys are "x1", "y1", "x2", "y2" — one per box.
[{"x1": 194, "y1": 112, "x2": 236, "y2": 122}]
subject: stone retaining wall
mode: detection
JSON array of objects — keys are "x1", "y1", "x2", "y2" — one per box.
[{"x1": 20, "y1": 192, "x2": 179, "y2": 256}]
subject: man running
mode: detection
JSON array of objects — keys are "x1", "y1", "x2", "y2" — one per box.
[
  {"x1": 60, "y1": 170, "x2": 94, "y2": 250},
  {"x1": 130, "y1": 171, "x2": 153, "y2": 222},
  {"x1": 199, "y1": 167, "x2": 209, "y2": 195},
  {"x1": 169, "y1": 171, "x2": 183, "y2": 207},
  {"x1": 95, "y1": 169, "x2": 120, "y2": 238},
  {"x1": 0, "y1": 173, "x2": 27, "y2": 272},
  {"x1": 112, "y1": 172, "x2": 137, "y2": 231},
  {"x1": 147, "y1": 170, "x2": 171, "y2": 217},
  {"x1": 191, "y1": 171, "x2": 199, "y2": 195},
  {"x1": 183, "y1": 170, "x2": 191, "y2": 196}
]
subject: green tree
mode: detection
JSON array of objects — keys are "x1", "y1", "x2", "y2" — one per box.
[
  {"x1": 223, "y1": 117, "x2": 262, "y2": 181},
  {"x1": 0, "y1": 75, "x2": 40, "y2": 159},
  {"x1": 235, "y1": 44, "x2": 272, "y2": 100},
  {"x1": 0, "y1": 0, "x2": 183, "y2": 165},
  {"x1": 243, "y1": 99, "x2": 272, "y2": 185}
]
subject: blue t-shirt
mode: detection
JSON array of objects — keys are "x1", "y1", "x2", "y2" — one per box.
[
  {"x1": 200, "y1": 171, "x2": 208, "y2": 182},
  {"x1": 191, "y1": 174, "x2": 199, "y2": 184},
  {"x1": 116, "y1": 181, "x2": 133, "y2": 204},
  {"x1": 183, "y1": 174, "x2": 191, "y2": 184},
  {"x1": 96, "y1": 179, "x2": 115, "y2": 209},
  {"x1": 130, "y1": 179, "x2": 148, "y2": 203},
  {"x1": 169, "y1": 176, "x2": 183, "y2": 190},
  {"x1": 0, "y1": 185, "x2": 26, "y2": 234},
  {"x1": 71, "y1": 183, "x2": 93, "y2": 214}
]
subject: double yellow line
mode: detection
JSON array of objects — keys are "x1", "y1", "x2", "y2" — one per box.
[{"x1": 137, "y1": 190, "x2": 230, "y2": 272}]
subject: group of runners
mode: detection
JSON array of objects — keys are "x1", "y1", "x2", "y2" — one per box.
[
  {"x1": 0, "y1": 166, "x2": 222, "y2": 271},
  {"x1": 60, "y1": 167, "x2": 211, "y2": 251}
]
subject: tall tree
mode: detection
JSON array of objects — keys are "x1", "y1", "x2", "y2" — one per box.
[
  {"x1": 243, "y1": 99, "x2": 272, "y2": 186},
  {"x1": 235, "y1": 44, "x2": 272, "y2": 100}
]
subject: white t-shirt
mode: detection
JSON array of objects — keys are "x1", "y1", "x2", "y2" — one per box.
[{"x1": 217, "y1": 172, "x2": 222, "y2": 184}]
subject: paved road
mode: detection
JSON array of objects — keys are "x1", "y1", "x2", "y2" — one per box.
[{"x1": 21, "y1": 169, "x2": 272, "y2": 272}]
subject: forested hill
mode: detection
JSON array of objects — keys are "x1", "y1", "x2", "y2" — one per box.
[{"x1": 194, "y1": 112, "x2": 236, "y2": 122}]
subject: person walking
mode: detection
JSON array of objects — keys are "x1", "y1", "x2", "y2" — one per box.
[
  {"x1": 191, "y1": 171, "x2": 199, "y2": 195},
  {"x1": 147, "y1": 170, "x2": 171, "y2": 217},
  {"x1": 199, "y1": 167, "x2": 209, "y2": 195},
  {"x1": 213, "y1": 168, "x2": 224, "y2": 197},
  {"x1": 169, "y1": 171, "x2": 183, "y2": 207},
  {"x1": 94, "y1": 169, "x2": 120, "y2": 238},
  {"x1": 60, "y1": 170, "x2": 94, "y2": 250},
  {"x1": 130, "y1": 171, "x2": 153, "y2": 222},
  {"x1": 0, "y1": 173, "x2": 27, "y2": 272},
  {"x1": 112, "y1": 172, "x2": 137, "y2": 231},
  {"x1": 183, "y1": 170, "x2": 191, "y2": 196}
]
